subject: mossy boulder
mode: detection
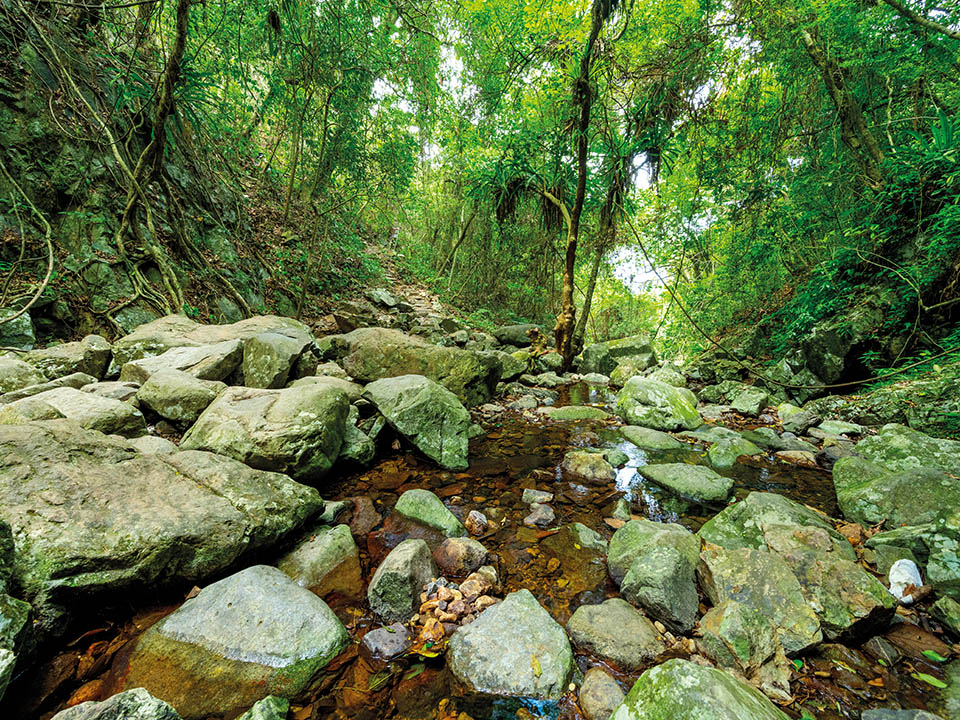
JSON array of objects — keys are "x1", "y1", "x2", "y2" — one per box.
[
  {"x1": 121, "y1": 565, "x2": 348, "y2": 719},
  {"x1": 609, "y1": 658, "x2": 790, "y2": 720},
  {"x1": 581, "y1": 335, "x2": 657, "y2": 376},
  {"x1": 137, "y1": 368, "x2": 225, "y2": 424},
  {"x1": 364, "y1": 374, "x2": 471, "y2": 470},
  {"x1": 24, "y1": 335, "x2": 111, "y2": 380},
  {"x1": 639, "y1": 463, "x2": 733, "y2": 503},
  {"x1": 616, "y1": 378, "x2": 701, "y2": 431},
  {"x1": 394, "y1": 488, "x2": 466, "y2": 537},
  {"x1": 367, "y1": 539, "x2": 438, "y2": 623},
  {"x1": 608, "y1": 518, "x2": 700, "y2": 586}
]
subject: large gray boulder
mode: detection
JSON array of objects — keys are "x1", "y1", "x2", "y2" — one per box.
[
  {"x1": 639, "y1": 463, "x2": 733, "y2": 503},
  {"x1": 609, "y1": 658, "x2": 790, "y2": 720},
  {"x1": 364, "y1": 374, "x2": 471, "y2": 470},
  {"x1": 0, "y1": 421, "x2": 322, "y2": 636},
  {"x1": 181, "y1": 384, "x2": 349, "y2": 480},
  {"x1": 111, "y1": 314, "x2": 313, "y2": 368},
  {"x1": 448, "y1": 589, "x2": 574, "y2": 702},
  {"x1": 580, "y1": 335, "x2": 657, "y2": 376},
  {"x1": 0, "y1": 356, "x2": 46, "y2": 394},
  {"x1": 853, "y1": 423, "x2": 960, "y2": 474},
  {"x1": 616, "y1": 378, "x2": 701, "y2": 431},
  {"x1": 242, "y1": 331, "x2": 311, "y2": 389},
  {"x1": 367, "y1": 539, "x2": 437, "y2": 623},
  {"x1": 0, "y1": 371, "x2": 97, "y2": 404},
  {"x1": 566, "y1": 598, "x2": 664, "y2": 671},
  {"x1": 121, "y1": 565, "x2": 348, "y2": 719},
  {"x1": 330, "y1": 328, "x2": 500, "y2": 406},
  {"x1": 24, "y1": 335, "x2": 111, "y2": 380},
  {"x1": 50, "y1": 688, "x2": 181, "y2": 720},
  {"x1": 493, "y1": 324, "x2": 542, "y2": 347},
  {"x1": 136, "y1": 368, "x2": 225, "y2": 424},
  {"x1": 0, "y1": 386, "x2": 146, "y2": 436},
  {"x1": 120, "y1": 340, "x2": 243, "y2": 384},
  {"x1": 620, "y1": 425, "x2": 682, "y2": 451}
]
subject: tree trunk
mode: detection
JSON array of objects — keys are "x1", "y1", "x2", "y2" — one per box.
[{"x1": 554, "y1": 0, "x2": 607, "y2": 370}]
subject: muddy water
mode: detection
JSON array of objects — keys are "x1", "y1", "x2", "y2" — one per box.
[{"x1": 18, "y1": 383, "x2": 955, "y2": 720}]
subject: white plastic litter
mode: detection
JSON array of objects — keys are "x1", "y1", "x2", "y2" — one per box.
[{"x1": 888, "y1": 559, "x2": 923, "y2": 605}]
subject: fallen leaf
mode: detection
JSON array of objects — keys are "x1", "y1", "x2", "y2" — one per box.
[
  {"x1": 912, "y1": 672, "x2": 947, "y2": 689},
  {"x1": 531, "y1": 654, "x2": 542, "y2": 678}
]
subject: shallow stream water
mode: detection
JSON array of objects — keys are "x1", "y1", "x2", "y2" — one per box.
[{"x1": 12, "y1": 383, "x2": 956, "y2": 720}]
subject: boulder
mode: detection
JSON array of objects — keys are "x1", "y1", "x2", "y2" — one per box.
[
  {"x1": 0, "y1": 310, "x2": 34, "y2": 350},
  {"x1": 580, "y1": 335, "x2": 657, "y2": 376},
  {"x1": 539, "y1": 405, "x2": 611, "y2": 421},
  {"x1": 289, "y1": 375, "x2": 364, "y2": 402},
  {"x1": 395, "y1": 488, "x2": 466, "y2": 537},
  {"x1": 620, "y1": 425, "x2": 682, "y2": 451},
  {"x1": 621, "y1": 545, "x2": 698, "y2": 633},
  {"x1": 493, "y1": 324, "x2": 542, "y2": 347},
  {"x1": 337, "y1": 406, "x2": 375, "y2": 466},
  {"x1": 50, "y1": 688, "x2": 181, "y2": 720},
  {"x1": 561, "y1": 451, "x2": 615, "y2": 483},
  {"x1": 616, "y1": 378, "x2": 701, "y2": 431},
  {"x1": 367, "y1": 539, "x2": 437, "y2": 623},
  {"x1": 448, "y1": 589, "x2": 573, "y2": 701},
  {"x1": 481, "y1": 350, "x2": 526, "y2": 382},
  {"x1": 331, "y1": 328, "x2": 500, "y2": 406},
  {"x1": 277, "y1": 524, "x2": 362, "y2": 600},
  {"x1": 180, "y1": 384, "x2": 349, "y2": 480},
  {"x1": 707, "y1": 437, "x2": 762, "y2": 469},
  {"x1": 433, "y1": 537, "x2": 488, "y2": 576},
  {"x1": 237, "y1": 696, "x2": 289, "y2": 720},
  {"x1": 607, "y1": 518, "x2": 700, "y2": 585},
  {"x1": 120, "y1": 340, "x2": 243, "y2": 385},
  {"x1": 698, "y1": 547, "x2": 822, "y2": 654},
  {"x1": 647, "y1": 367, "x2": 686, "y2": 387},
  {"x1": 853, "y1": 423, "x2": 960, "y2": 474},
  {"x1": 0, "y1": 386, "x2": 146, "y2": 436},
  {"x1": 833, "y1": 456, "x2": 960, "y2": 528},
  {"x1": 363, "y1": 375, "x2": 470, "y2": 470},
  {"x1": 24, "y1": 335, "x2": 111, "y2": 380},
  {"x1": 698, "y1": 600, "x2": 783, "y2": 677},
  {"x1": 242, "y1": 331, "x2": 311, "y2": 389},
  {"x1": 728, "y1": 384, "x2": 770, "y2": 416},
  {"x1": 111, "y1": 314, "x2": 312, "y2": 368},
  {"x1": 0, "y1": 356, "x2": 46, "y2": 394},
  {"x1": 698, "y1": 491, "x2": 855, "y2": 559},
  {"x1": 566, "y1": 598, "x2": 664, "y2": 671},
  {"x1": 579, "y1": 668, "x2": 625, "y2": 720},
  {"x1": 136, "y1": 369, "x2": 225, "y2": 424},
  {"x1": 121, "y1": 565, "x2": 348, "y2": 719},
  {"x1": 639, "y1": 463, "x2": 733, "y2": 503},
  {"x1": 609, "y1": 658, "x2": 790, "y2": 720},
  {"x1": 0, "y1": 372, "x2": 98, "y2": 404},
  {"x1": 0, "y1": 421, "x2": 322, "y2": 636}
]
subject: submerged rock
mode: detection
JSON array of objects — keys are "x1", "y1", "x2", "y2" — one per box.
[
  {"x1": 122, "y1": 565, "x2": 348, "y2": 719},
  {"x1": 620, "y1": 425, "x2": 682, "y2": 450},
  {"x1": 639, "y1": 463, "x2": 732, "y2": 503},
  {"x1": 448, "y1": 589, "x2": 573, "y2": 701},
  {"x1": 364, "y1": 375, "x2": 471, "y2": 470},
  {"x1": 610, "y1": 658, "x2": 790, "y2": 720},
  {"x1": 566, "y1": 598, "x2": 664, "y2": 671},
  {"x1": 616, "y1": 378, "x2": 701, "y2": 431},
  {"x1": 181, "y1": 384, "x2": 349, "y2": 480}
]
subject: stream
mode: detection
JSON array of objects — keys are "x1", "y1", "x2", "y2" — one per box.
[{"x1": 10, "y1": 382, "x2": 955, "y2": 720}]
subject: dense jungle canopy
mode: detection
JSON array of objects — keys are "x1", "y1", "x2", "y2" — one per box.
[{"x1": 1, "y1": 0, "x2": 959, "y2": 376}]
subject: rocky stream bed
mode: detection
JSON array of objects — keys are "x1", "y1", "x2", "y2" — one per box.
[{"x1": 0, "y1": 297, "x2": 958, "y2": 720}]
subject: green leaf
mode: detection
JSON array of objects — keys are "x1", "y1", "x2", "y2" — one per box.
[
  {"x1": 912, "y1": 672, "x2": 948, "y2": 689},
  {"x1": 403, "y1": 663, "x2": 426, "y2": 681},
  {"x1": 791, "y1": 658, "x2": 803, "y2": 671},
  {"x1": 368, "y1": 668, "x2": 394, "y2": 691},
  {"x1": 922, "y1": 649, "x2": 948, "y2": 663}
]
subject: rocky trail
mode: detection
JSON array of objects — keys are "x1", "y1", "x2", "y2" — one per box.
[{"x1": 0, "y1": 293, "x2": 958, "y2": 720}]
